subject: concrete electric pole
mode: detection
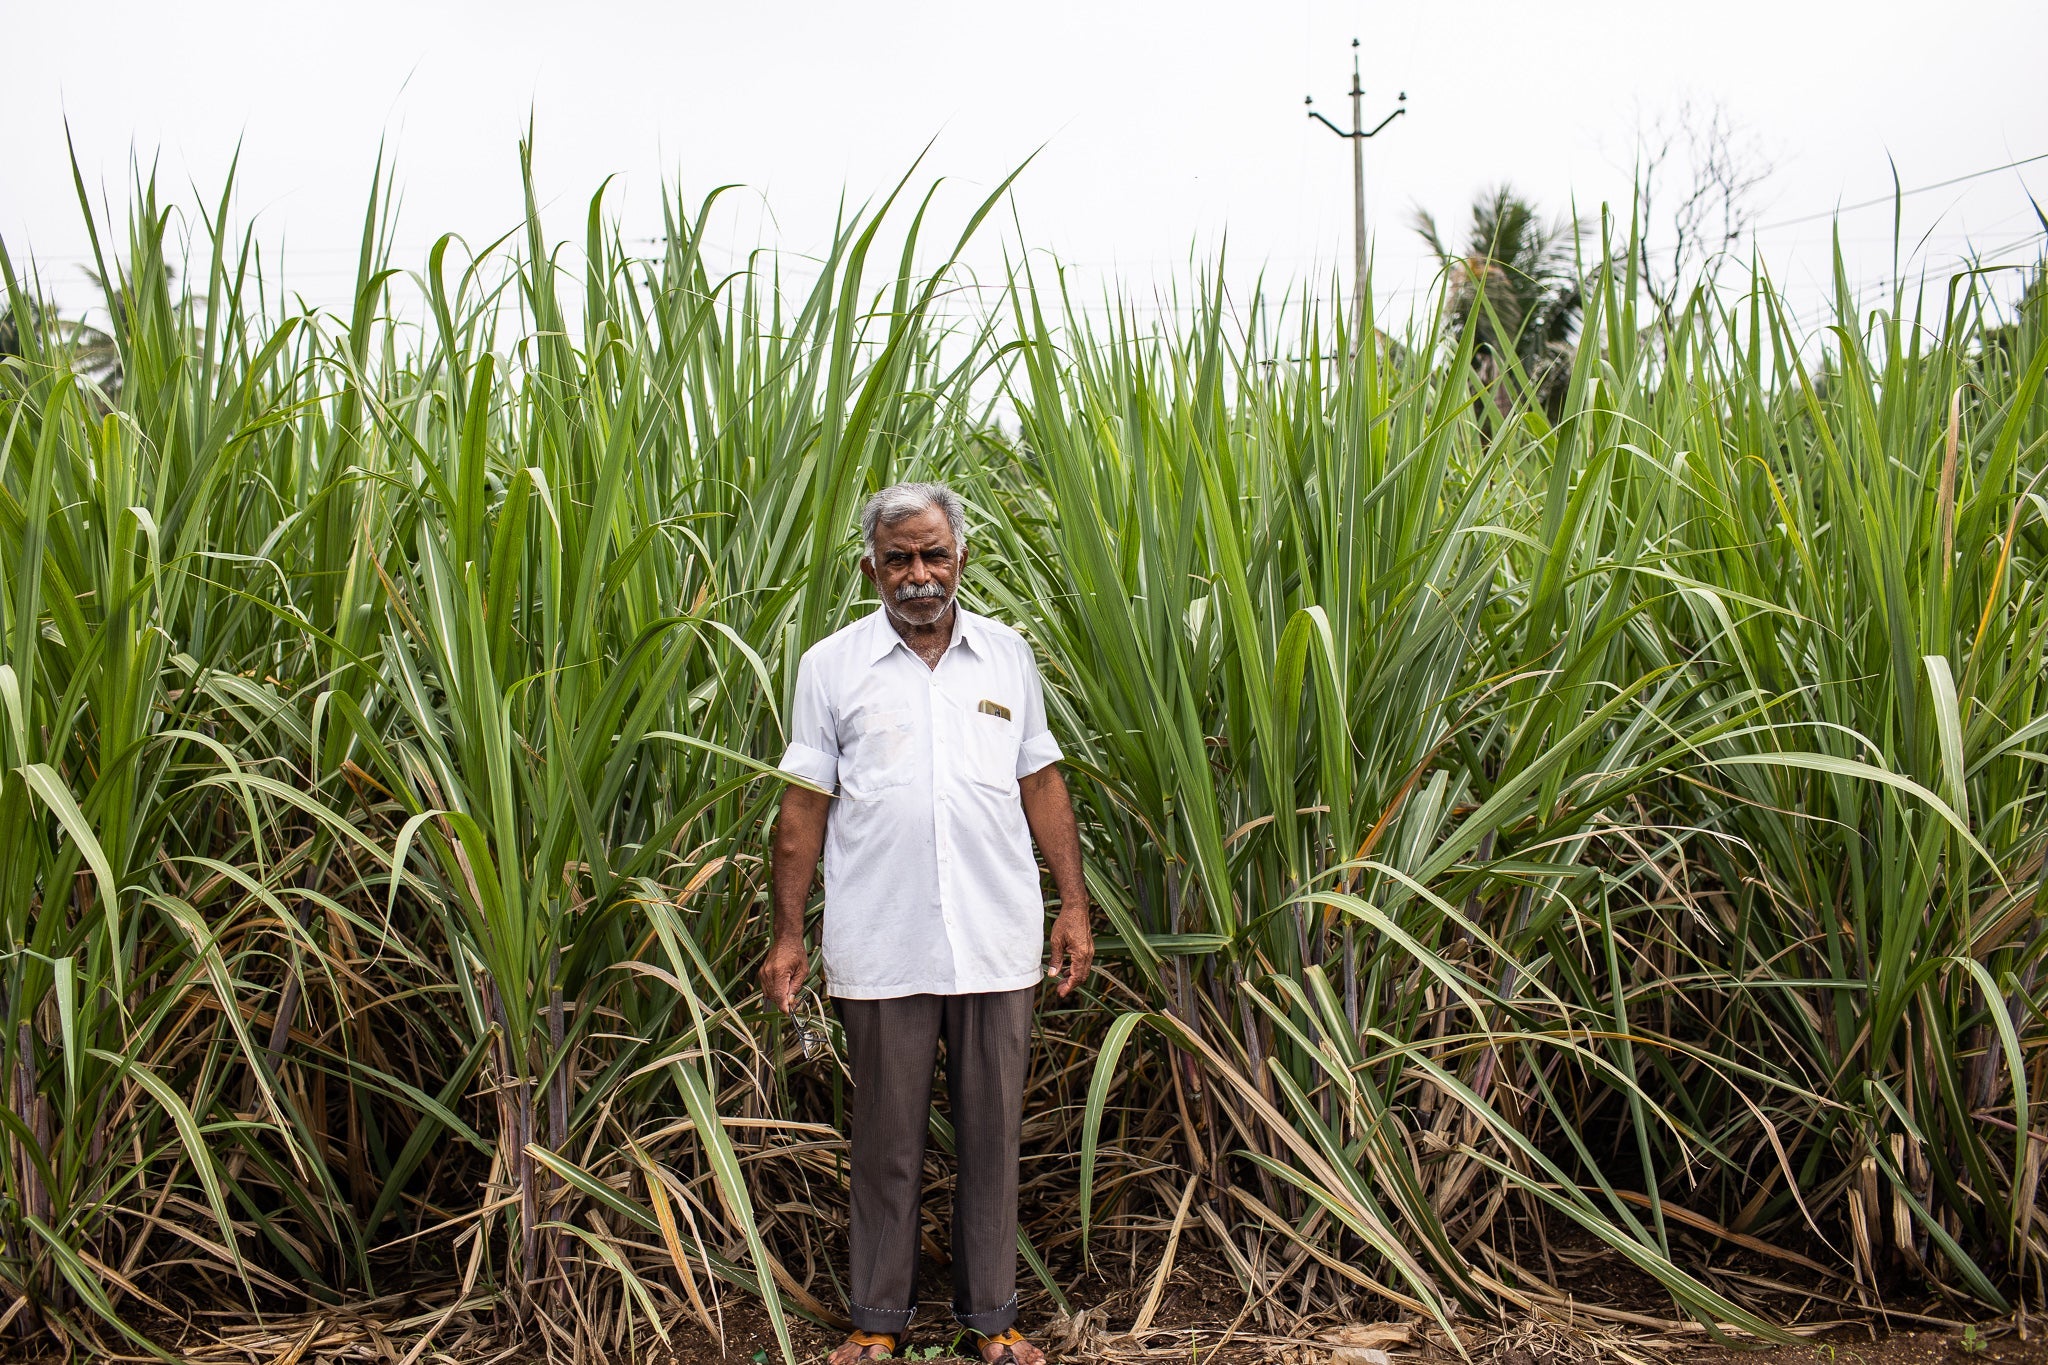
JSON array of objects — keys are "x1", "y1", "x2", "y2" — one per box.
[{"x1": 1306, "y1": 39, "x2": 1406, "y2": 333}]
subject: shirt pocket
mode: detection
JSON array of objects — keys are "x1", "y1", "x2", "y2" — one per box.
[
  {"x1": 959, "y1": 707, "x2": 1022, "y2": 793},
  {"x1": 841, "y1": 707, "x2": 915, "y2": 796}
]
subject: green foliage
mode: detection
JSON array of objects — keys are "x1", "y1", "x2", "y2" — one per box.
[
  {"x1": 1414, "y1": 183, "x2": 1585, "y2": 415},
  {"x1": 0, "y1": 144, "x2": 2044, "y2": 1360}
]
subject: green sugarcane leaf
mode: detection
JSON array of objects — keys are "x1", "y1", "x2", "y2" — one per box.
[
  {"x1": 21, "y1": 762, "x2": 123, "y2": 986},
  {"x1": 672, "y1": 1059, "x2": 796, "y2": 1365},
  {"x1": 1078, "y1": 1010, "x2": 1151, "y2": 1262},
  {"x1": 1712, "y1": 750, "x2": 1998, "y2": 875},
  {"x1": 528, "y1": 1144, "x2": 658, "y2": 1233},
  {"x1": 88, "y1": 1047, "x2": 250, "y2": 1291}
]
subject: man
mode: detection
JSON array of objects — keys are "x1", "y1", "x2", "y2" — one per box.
[{"x1": 761, "y1": 481, "x2": 1092, "y2": 1365}]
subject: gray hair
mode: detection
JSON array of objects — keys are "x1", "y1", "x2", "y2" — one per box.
[{"x1": 860, "y1": 481, "x2": 968, "y2": 560}]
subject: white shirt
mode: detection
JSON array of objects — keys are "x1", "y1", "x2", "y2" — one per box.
[{"x1": 778, "y1": 605, "x2": 1065, "y2": 999}]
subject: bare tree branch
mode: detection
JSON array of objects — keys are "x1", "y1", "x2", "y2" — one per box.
[{"x1": 1631, "y1": 98, "x2": 1774, "y2": 326}]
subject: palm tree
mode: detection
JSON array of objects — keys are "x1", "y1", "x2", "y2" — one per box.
[
  {"x1": 1978, "y1": 255, "x2": 2044, "y2": 373},
  {"x1": 0, "y1": 298, "x2": 123, "y2": 401},
  {"x1": 1414, "y1": 185, "x2": 1583, "y2": 419}
]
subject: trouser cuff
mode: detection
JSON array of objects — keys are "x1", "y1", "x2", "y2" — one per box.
[
  {"x1": 953, "y1": 1293, "x2": 1019, "y2": 1336},
  {"x1": 849, "y1": 1300, "x2": 915, "y2": 1335}
]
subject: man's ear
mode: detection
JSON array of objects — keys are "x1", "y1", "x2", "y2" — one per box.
[{"x1": 858, "y1": 554, "x2": 877, "y2": 586}]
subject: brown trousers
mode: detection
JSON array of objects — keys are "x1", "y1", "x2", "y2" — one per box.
[{"x1": 835, "y1": 988, "x2": 1035, "y2": 1337}]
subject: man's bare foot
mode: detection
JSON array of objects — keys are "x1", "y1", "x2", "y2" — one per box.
[
  {"x1": 828, "y1": 1332, "x2": 898, "y2": 1365},
  {"x1": 975, "y1": 1328, "x2": 1046, "y2": 1365}
]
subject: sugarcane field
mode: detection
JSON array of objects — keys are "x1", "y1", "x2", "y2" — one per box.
[{"x1": 4, "y1": 4, "x2": 2047, "y2": 1363}]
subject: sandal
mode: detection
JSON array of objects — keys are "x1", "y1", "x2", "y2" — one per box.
[
  {"x1": 832, "y1": 1330, "x2": 899, "y2": 1363},
  {"x1": 972, "y1": 1328, "x2": 1035, "y2": 1365}
]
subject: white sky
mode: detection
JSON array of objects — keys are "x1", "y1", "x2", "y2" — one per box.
[{"x1": 5, "y1": 0, "x2": 2046, "y2": 335}]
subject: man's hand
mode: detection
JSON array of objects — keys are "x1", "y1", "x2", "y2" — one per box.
[
  {"x1": 760, "y1": 935, "x2": 808, "y2": 1013},
  {"x1": 766, "y1": 784, "x2": 832, "y2": 1014},
  {"x1": 1022, "y1": 763, "x2": 1092, "y2": 999},
  {"x1": 1047, "y1": 904, "x2": 1094, "y2": 997}
]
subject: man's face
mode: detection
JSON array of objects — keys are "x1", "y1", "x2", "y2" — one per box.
[{"x1": 861, "y1": 505, "x2": 966, "y2": 628}]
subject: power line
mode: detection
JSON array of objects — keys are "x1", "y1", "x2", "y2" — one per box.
[
  {"x1": 1745, "y1": 151, "x2": 2047, "y2": 234},
  {"x1": 1304, "y1": 37, "x2": 1407, "y2": 330},
  {"x1": 1971, "y1": 226, "x2": 2048, "y2": 262}
]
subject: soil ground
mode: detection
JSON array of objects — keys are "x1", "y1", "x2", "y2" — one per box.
[
  {"x1": 638, "y1": 1301, "x2": 2048, "y2": 1365},
  {"x1": 625, "y1": 1273, "x2": 2048, "y2": 1365},
  {"x1": 26, "y1": 1251, "x2": 2043, "y2": 1365},
  {"x1": 22, "y1": 1292, "x2": 2041, "y2": 1365}
]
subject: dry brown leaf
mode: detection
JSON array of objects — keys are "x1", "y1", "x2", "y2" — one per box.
[
  {"x1": 1327, "y1": 1349, "x2": 1394, "y2": 1365},
  {"x1": 1319, "y1": 1323, "x2": 1413, "y2": 1349}
]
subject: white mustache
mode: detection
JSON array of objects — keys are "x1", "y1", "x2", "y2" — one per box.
[{"x1": 895, "y1": 582, "x2": 946, "y2": 602}]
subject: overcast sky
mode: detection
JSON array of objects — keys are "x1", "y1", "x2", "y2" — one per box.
[{"x1": 5, "y1": 0, "x2": 2045, "y2": 333}]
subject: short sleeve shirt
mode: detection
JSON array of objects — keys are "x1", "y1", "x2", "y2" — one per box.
[{"x1": 778, "y1": 606, "x2": 1064, "y2": 998}]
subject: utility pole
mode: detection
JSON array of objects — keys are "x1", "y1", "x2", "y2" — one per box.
[{"x1": 1306, "y1": 39, "x2": 1406, "y2": 331}]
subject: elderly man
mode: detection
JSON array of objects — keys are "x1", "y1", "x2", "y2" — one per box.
[{"x1": 762, "y1": 481, "x2": 1091, "y2": 1365}]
